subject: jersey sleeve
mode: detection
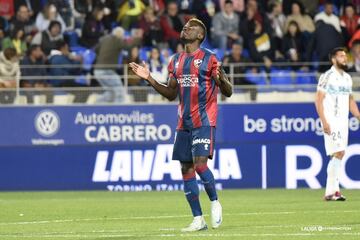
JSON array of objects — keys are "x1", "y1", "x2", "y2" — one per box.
[{"x1": 317, "y1": 73, "x2": 329, "y2": 93}]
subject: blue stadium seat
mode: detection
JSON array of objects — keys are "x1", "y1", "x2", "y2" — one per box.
[
  {"x1": 296, "y1": 70, "x2": 317, "y2": 92},
  {"x1": 139, "y1": 47, "x2": 151, "y2": 62},
  {"x1": 270, "y1": 68, "x2": 294, "y2": 92}
]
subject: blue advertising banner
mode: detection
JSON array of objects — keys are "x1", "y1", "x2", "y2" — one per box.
[{"x1": 0, "y1": 104, "x2": 359, "y2": 191}]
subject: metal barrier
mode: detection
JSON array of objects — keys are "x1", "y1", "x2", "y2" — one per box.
[{"x1": 1, "y1": 62, "x2": 360, "y2": 105}]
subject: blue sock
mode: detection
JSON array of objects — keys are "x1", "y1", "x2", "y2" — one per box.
[
  {"x1": 183, "y1": 175, "x2": 202, "y2": 217},
  {"x1": 196, "y1": 165, "x2": 218, "y2": 201}
]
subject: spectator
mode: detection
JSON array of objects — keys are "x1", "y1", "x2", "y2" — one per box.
[
  {"x1": 148, "y1": 47, "x2": 167, "y2": 84},
  {"x1": 160, "y1": 1, "x2": 188, "y2": 51},
  {"x1": 20, "y1": 44, "x2": 47, "y2": 102},
  {"x1": 282, "y1": 21, "x2": 305, "y2": 66},
  {"x1": 349, "y1": 39, "x2": 360, "y2": 73},
  {"x1": 283, "y1": 0, "x2": 319, "y2": 17},
  {"x1": 125, "y1": 45, "x2": 142, "y2": 86},
  {"x1": 267, "y1": 0, "x2": 286, "y2": 50},
  {"x1": 223, "y1": 42, "x2": 256, "y2": 100},
  {"x1": 10, "y1": 5, "x2": 37, "y2": 44},
  {"x1": 2, "y1": 27, "x2": 27, "y2": 56},
  {"x1": 32, "y1": 20, "x2": 63, "y2": 56},
  {"x1": 219, "y1": 0, "x2": 244, "y2": 13},
  {"x1": 340, "y1": 3, "x2": 360, "y2": 44},
  {"x1": 314, "y1": 1, "x2": 341, "y2": 33},
  {"x1": 35, "y1": 3, "x2": 66, "y2": 33},
  {"x1": 20, "y1": 44, "x2": 47, "y2": 87},
  {"x1": 48, "y1": 40, "x2": 82, "y2": 87},
  {"x1": 94, "y1": 27, "x2": 142, "y2": 103},
  {"x1": 0, "y1": 16, "x2": 10, "y2": 50},
  {"x1": 306, "y1": 20, "x2": 344, "y2": 72},
  {"x1": 248, "y1": 19, "x2": 275, "y2": 69},
  {"x1": 0, "y1": 0, "x2": 15, "y2": 20},
  {"x1": 46, "y1": 0, "x2": 72, "y2": 27},
  {"x1": 0, "y1": 47, "x2": 19, "y2": 103},
  {"x1": 117, "y1": 0, "x2": 146, "y2": 30},
  {"x1": 79, "y1": 5, "x2": 105, "y2": 48},
  {"x1": 284, "y1": 1, "x2": 315, "y2": 34},
  {"x1": 14, "y1": 0, "x2": 43, "y2": 19},
  {"x1": 147, "y1": 0, "x2": 165, "y2": 17},
  {"x1": 176, "y1": 42, "x2": 184, "y2": 53},
  {"x1": 138, "y1": 7, "x2": 163, "y2": 47},
  {"x1": 211, "y1": 0, "x2": 241, "y2": 50}
]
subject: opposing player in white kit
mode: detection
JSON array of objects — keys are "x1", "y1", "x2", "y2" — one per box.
[{"x1": 315, "y1": 47, "x2": 360, "y2": 201}]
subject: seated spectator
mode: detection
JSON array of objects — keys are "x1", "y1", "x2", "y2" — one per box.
[
  {"x1": 94, "y1": 27, "x2": 142, "y2": 103},
  {"x1": 2, "y1": 27, "x2": 27, "y2": 56},
  {"x1": 147, "y1": 0, "x2": 165, "y2": 17},
  {"x1": 0, "y1": 0, "x2": 15, "y2": 20},
  {"x1": 79, "y1": 5, "x2": 105, "y2": 48},
  {"x1": 20, "y1": 44, "x2": 48, "y2": 103},
  {"x1": 248, "y1": 19, "x2": 275, "y2": 69},
  {"x1": 340, "y1": 3, "x2": 360, "y2": 44},
  {"x1": 46, "y1": 0, "x2": 72, "y2": 27},
  {"x1": 138, "y1": 7, "x2": 163, "y2": 47},
  {"x1": 35, "y1": 3, "x2": 66, "y2": 33},
  {"x1": 117, "y1": 0, "x2": 146, "y2": 30},
  {"x1": 348, "y1": 40, "x2": 360, "y2": 73},
  {"x1": 20, "y1": 44, "x2": 47, "y2": 87},
  {"x1": 0, "y1": 16, "x2": 10, "y2": 50},
  {"x1": 0, "y1": 47, "x2": 19, "y2": 103},
  {"x1": 48, "y1": 40, "x2": 82, "y2": 87},
  {"x1": 10, "y1": 5, "x2": 37, "y2": 44},
  {"x1": 219, "y1": 0, "x2": 244, "y2": 13},
  {"x1": 282, "y1": 21, "x2": 305, "y2": 66},
  {"x1": 14, "y1": 0, "x2": 43, "y2": 19},
  {"x1": 285, "y1": 1, "x2": 315, "y2": 34},
  {"x1": 124, "y1": 45, "x2": 142, "y2": 86},
  {"x1": 267, "y1": 0, "x2": 286, "y2": 51},
  {"x1": 148, "y1": 47, "x2": 167, "y2": 84},
  {"x1": 314, "y1": 1, "x2": 341, "y2": 33},
  {"x1": 223, "y1": 42, "x2": 256, "y2": 100},
  {"x1": 211, "y1": 0, "x2": 241, "y2": 51},
  {"x1": 32, "y1": 20, "x2": 63, "y2": 56},
  {"x1": 160, "y1": 1, "x2": 188, "y2": 51}
]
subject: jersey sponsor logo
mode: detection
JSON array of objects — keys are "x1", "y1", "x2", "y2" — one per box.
[
  {"x1": 192, "y1": 138, "x2": 211, "y2": 145},
  {"x1": 194, "y1": 59, "x2": 203, "y2": 68},
  {"x1": 177, "y1": 74, "x2": 199, "y2": 87},
  {"x1": 35, "y1": 110, "x2": 60, "y2": 137}
]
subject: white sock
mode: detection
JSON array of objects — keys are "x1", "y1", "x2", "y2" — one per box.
[
  {"x1": 325, "y1": 158, "x2": 336, "y2": 196},
  {"x1": 332, "y1": 157, "x2": 342, "y2": 193}
]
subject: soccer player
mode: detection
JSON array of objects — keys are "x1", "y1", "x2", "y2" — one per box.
[
  {"x1": 315, "y1": 47, "x2": 360, "y2": 201},
  {"x1": 129, "y1": 18, "x2": 232, "y2": 231}
]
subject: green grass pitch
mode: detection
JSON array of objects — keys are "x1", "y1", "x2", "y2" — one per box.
[{"x1": 0, "y1": 189, "x2": 359, "y2": 239}]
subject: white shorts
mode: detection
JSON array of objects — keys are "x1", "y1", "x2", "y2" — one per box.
[{"x1": 323, "y1": 123, "x2": 348, "y2": 156}]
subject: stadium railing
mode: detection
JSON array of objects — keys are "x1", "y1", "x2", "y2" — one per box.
[{"x1": 1, "y1": 62, "x2": 360, "y2": 105}]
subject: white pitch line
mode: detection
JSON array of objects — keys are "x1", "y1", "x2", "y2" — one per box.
[
  {"x1": 0, "y1": 232, "x2": 359, "y2": 238},
  {"x1": 0, "y1": 210, "x2": 358, "y2": 226}
]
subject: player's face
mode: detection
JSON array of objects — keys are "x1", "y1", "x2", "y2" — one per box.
[
  {"x1": 180, "y1": 22, "x2": 202, "y2": 44},
  {"x1": 334, "y1": 51, "x2": 348, "y2": 70}
]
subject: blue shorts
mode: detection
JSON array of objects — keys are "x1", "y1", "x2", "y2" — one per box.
[{"x1": 172, "y1": 126, "x2": 216, "y2": 162}]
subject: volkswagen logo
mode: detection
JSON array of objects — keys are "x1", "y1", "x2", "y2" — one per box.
[{"x1": 35, "y1": 110, "x2": 60, "y2": 137}]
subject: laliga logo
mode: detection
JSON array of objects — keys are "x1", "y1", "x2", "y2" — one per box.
[{"x1": 35, "y1": 110, "x2": 60, "y2": 137}]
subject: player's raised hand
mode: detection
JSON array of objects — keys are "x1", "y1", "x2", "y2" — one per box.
[
  {"x1": 129, "y1": 61, "x2": 150, "y2": 80},
  {"x1": 323, "y1": 121, "x2": 331, "y2": 135}
]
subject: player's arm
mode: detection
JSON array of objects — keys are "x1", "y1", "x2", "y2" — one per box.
[
  {"x1": 129, "y1": 61, "x2": 178, "y2": 101},
  {"x1": 349, "y1": 95, "x2": 360, "y2": 121},
  {"x1": 315, "y1": 90, "x2": 331, "y2": 135},
  {"x1": 215, "y1": 64, "x2": 232, "y2": 97}
]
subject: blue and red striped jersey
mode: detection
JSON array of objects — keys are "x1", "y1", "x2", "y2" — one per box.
[{"x1": 168, "y1": 48, "x2": 219, "y2": 130}]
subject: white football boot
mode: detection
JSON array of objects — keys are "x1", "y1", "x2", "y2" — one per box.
[
  {"x1": 181, "y1": 216, "x2": 208, "y2": 232},
  {"x1": 211, "y1": 200, "x2": 222, "y2": 229}
]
